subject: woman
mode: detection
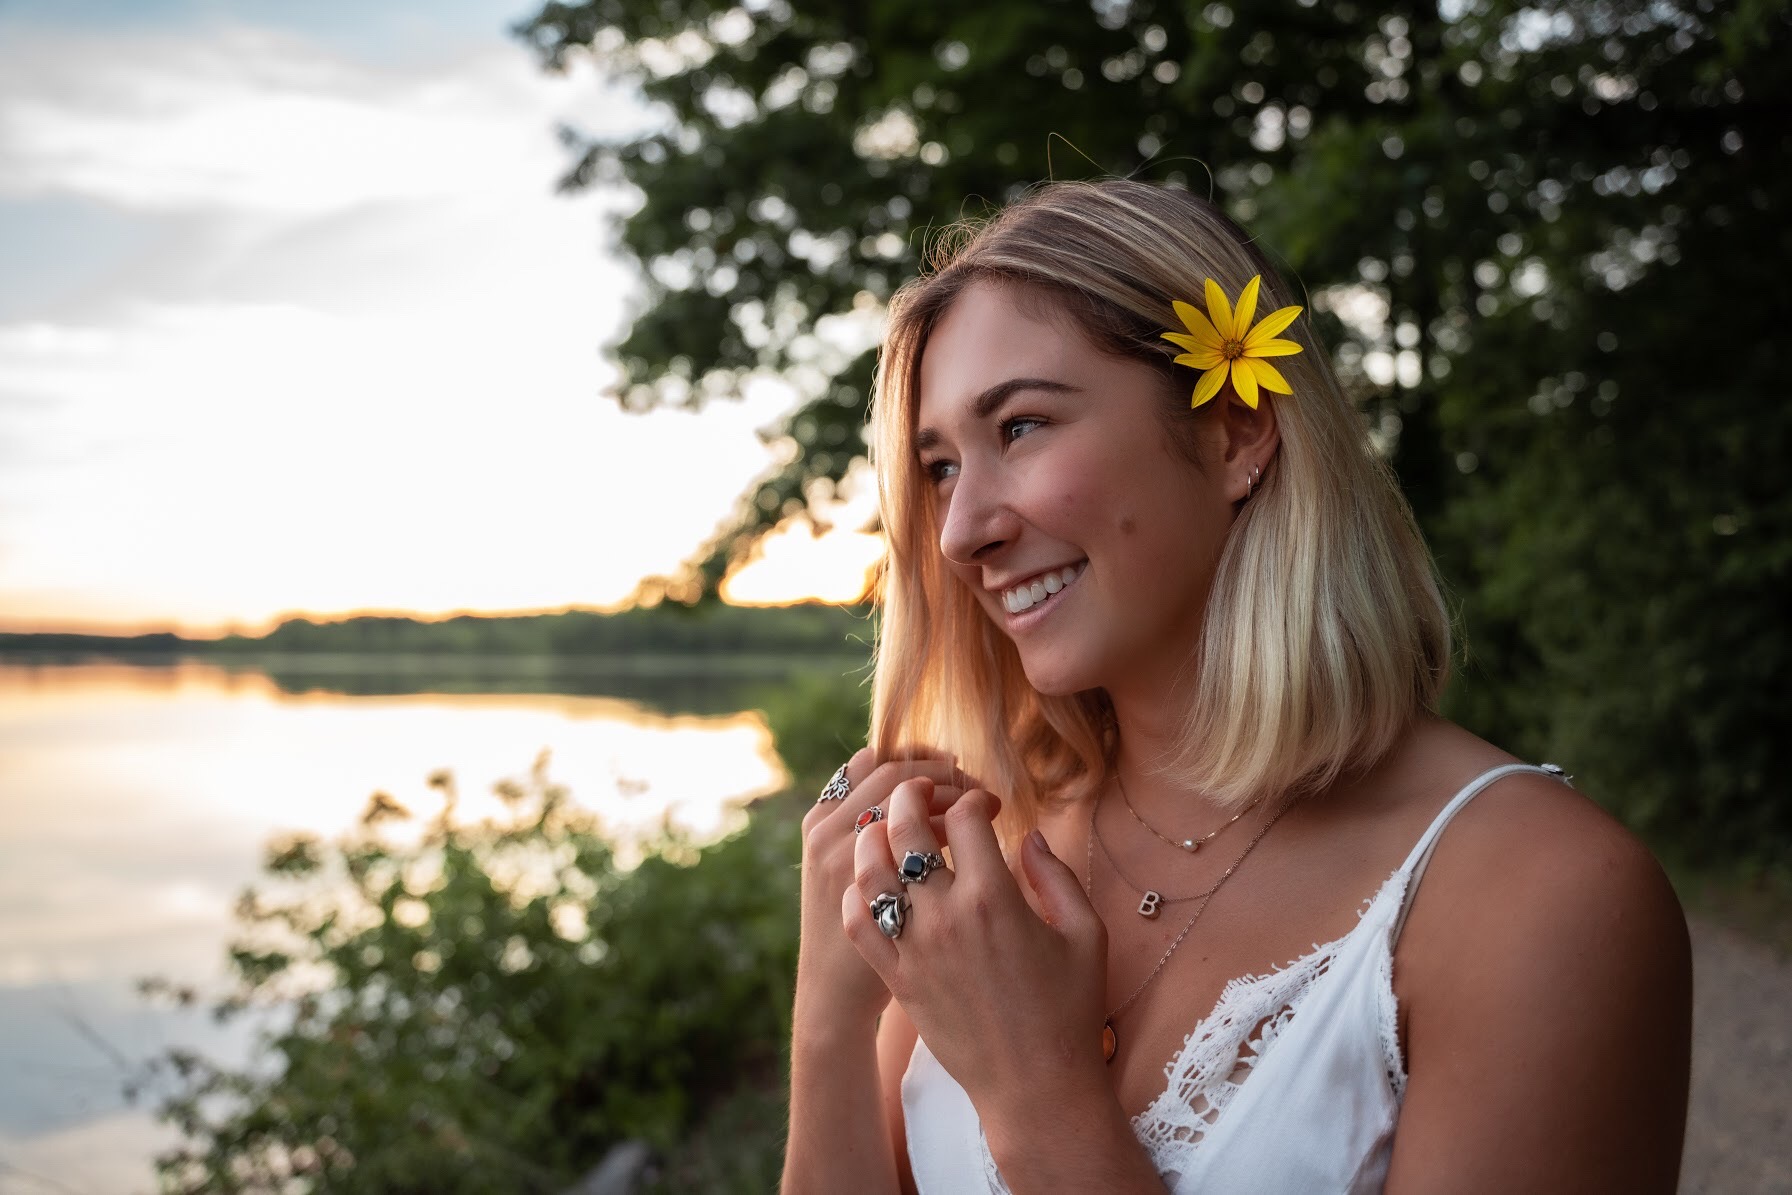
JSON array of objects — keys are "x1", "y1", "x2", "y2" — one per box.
[{"x1": 784, "y1": 179, "x2": 1691, "y2": 1193}]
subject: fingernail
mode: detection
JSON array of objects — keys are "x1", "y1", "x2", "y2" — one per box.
[{"x1": 1027, "y1": 829, "x2": 1049, "y2": 853}]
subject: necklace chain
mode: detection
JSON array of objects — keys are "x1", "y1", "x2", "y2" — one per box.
[
  {"x1": 1118, "y1": 772, "x2": 1264, "y2": 853},
  {"x1": 1084, "y1": 782, "x2": 1295, "y2": 1060},
  {"x1": 1091, "y1": 804, "x2": 1228, "y2": 906}
]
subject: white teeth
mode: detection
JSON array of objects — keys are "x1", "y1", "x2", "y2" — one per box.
[{"x1": 1000, "y1": 561, "x2": 1086, "y2": 615}]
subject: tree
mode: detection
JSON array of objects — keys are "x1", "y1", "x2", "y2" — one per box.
[{"x1": 516, "y1": 0, "x2": 1790, "y2": 857}]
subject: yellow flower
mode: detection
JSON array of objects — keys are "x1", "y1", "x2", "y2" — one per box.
[{"x1": 1160, "y1": 274, "x2": 1304, "y2": 409}]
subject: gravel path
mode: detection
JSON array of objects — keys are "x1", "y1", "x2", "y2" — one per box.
[{"x1": 1682, "y1": 916, "x2": 1792, "y2": 1194}]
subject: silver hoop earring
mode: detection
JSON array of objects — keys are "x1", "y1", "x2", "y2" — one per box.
[{"x1": 1244, "y1": 462, "x2": 1263, "y2": 501}]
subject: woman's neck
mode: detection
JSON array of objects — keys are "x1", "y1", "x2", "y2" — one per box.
[{"x1": 1103, "y1": 674, "x2": 1264, "y2": 835}]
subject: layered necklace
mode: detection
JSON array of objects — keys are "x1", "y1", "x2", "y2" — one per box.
[
  {"x1": 1102, "y1": 776, "x2": 1266, "y2": 919},
  {"x1": 1083, "y1": 778, "x2": 1294, "y2": 1064}
]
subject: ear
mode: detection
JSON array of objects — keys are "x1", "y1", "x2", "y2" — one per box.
[{"x1": 1217, "y1": 386, "x2": 1281, "y2": 500}]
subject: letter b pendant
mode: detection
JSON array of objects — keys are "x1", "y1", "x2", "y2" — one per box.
[{"x1": 1137, "y1": 890, "x2": 1163, "y2": 919}]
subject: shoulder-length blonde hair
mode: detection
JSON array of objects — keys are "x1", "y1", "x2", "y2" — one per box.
[{"x1": 865, "y1": 179, "x2": 1449, "y2": 845}]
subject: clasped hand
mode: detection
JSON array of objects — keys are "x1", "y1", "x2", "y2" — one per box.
[{"x1": 843, "y1": 776, "x2": 1111, "y2": 1118}]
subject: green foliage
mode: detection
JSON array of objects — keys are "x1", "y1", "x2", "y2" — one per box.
[
  {"x1": 0, "y1": 604, "x2": 871, "y2": 660},
  {"x1": 518, "y1": 0, "x2": 1791, "y2": 862},
  {"x1": 221, "y1": 603, "x2": 871, "y2": 657},
  {"x1": 749, "y1": 659, "x2": 874, "y2": 793},
  {"x1": 135, "y1": 756, "x2": 801, "y2": 1194}
]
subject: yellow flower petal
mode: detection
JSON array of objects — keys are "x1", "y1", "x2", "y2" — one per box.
[
  {"x1": 1244, "y1": 356, "x2": 1293, "y2": 394},
  {"x1": 1203, "y1": 277, "x2": 1235, "y2": 341},
  {"x1": 1175, "y1": 347, "x2": 1226, "y2": 370},
  {"x1": 1243, "y1": 304, "x2": 1303, "y2": 347},
  {"x1": 1232, "y1": 275, "x2": 1261, "y2": 337},
  {"x1": 1246, "y1": 338, "x2": 1303, "y2": 358},
  {"x1": 1230, "y1": 359, "x2": 1259, "y2": 408},
  {"x1": 1170, "y1": 299, "x2": 1223, "y2": 349},
  {"x1": 1162, "y1": 331, "x2": 1215, "y2": 355},
  {"x1": 1191, "y1": 362, "x2": 1229, "y2": 408}
]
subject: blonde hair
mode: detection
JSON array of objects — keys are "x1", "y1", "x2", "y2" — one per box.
[{"x1": 866, "y1": 179, "x2": 1449, "y2": 844}]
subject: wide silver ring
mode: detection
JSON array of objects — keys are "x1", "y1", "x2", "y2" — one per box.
[
  {"x1": 817, "y1": 764, "x2": 852, "y2": 803},
  {"x1": 898, "y1": 850, "x2": 946, "y2": 885},
  {"x1": 871, "y1": 891, "x2": 909, "y2": 940}
]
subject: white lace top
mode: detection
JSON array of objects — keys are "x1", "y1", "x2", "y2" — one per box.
[{"x1": 901, "y1": 763, "x2": 1561, "y2": 1194}]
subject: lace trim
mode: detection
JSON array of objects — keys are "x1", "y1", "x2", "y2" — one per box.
[
  {"x1": 1130, "y1": 868, "x2": 1404, "y2": 1179},
  {"x1": 1375, "y1": 877, "x2": 1411, "y2": 1101},
  {"x1": 974, "y1": 867, "x2": 1410, "y2": 1191}
]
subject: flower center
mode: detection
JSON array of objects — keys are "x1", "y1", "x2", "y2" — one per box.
[{"x1": 1221, "y1": 338, "x2": 1245, "y2": 361}]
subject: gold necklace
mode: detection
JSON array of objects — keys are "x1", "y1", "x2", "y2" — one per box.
[
  {"x1": 1118, "y1": 773, "x2": 1264, "y2": 853},
  {"x1": 1084, "y1": 787, "x2": 1294, "y2": 1064}
]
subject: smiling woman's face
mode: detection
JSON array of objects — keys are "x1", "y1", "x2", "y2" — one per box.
[{"x1": 914, "y1": 279, "x2": 1244, "y2": 701}]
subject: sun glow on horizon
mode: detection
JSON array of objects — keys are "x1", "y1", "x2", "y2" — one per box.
[{"x1": 0, "y1": 21, "x2": 886, "y2": 640}]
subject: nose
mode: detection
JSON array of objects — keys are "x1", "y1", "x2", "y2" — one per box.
[{"x1": 937, "y1": 462, "x2": 1018, "y2": 566}]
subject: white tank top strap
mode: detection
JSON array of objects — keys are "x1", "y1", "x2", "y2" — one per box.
[{"x1": 1388, "y1": 762, "x2": 1572, "y2": 946}]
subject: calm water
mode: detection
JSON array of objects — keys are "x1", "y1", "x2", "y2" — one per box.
[{"x1": 0, "y1": 658, "x2": 799, "y2": 1193}]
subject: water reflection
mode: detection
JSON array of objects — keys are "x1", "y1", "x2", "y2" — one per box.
[{"x1": 0, "y1": 659, "x2": 793, "y2": 1191}]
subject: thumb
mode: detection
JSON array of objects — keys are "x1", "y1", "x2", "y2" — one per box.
[{"x1": 1021, "y1": 830, "x2": 1099, "y2": 936}]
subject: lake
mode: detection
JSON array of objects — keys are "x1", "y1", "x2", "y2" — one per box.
[{"x1": 0, "y1": 656, "x2": 820, "y2": 1193}]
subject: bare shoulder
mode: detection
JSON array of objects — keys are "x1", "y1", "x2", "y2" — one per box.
[
  {"x1": 1387, "y1": 733, "x2": 1693, "y2": 1192},
  {"x1": 1400, "y1": 760, "x2": 1689, "y2": 986}
]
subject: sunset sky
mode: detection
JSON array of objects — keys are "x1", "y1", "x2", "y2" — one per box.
[{"x1": 0, "y1": 0, "x2": 883, "y2": 635}]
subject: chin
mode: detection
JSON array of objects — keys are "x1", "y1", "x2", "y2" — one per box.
[{"x1": 1016, "y1": 653, "x2": 1100, "y2": 699}]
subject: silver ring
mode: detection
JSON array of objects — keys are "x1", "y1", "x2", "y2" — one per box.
[
  {"x1": 871, "y1": 891, "x2": 909, "y2": 940},
  {"x1": 853, "y1": 805, "x2": 885, "y2": 835},
  {"x1": 817, "y1": 764, "x2": 852, "y2": 803},
  {"x1": 898, "y1": 850, "x2": 946, "y2": 885}
]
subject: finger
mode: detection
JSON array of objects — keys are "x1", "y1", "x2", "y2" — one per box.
[
  {"x1": 925, "y1": 788, "x2": 1000, "y2": 850},
  {"x1": 851, "y1": 818, "x2": 904, "y2": 908},
  {"x1": 940, "y1": 789, "x2": 1011, "y2": 888},
  {"x1": 813, "y1": 755, "x2": 964, "y2": 833},
  {"x1": 1022, "y1": 830, "x2": 1105, "y2": 944},
  {"x1": 842, "y1": 874, "x2": 900, "y2": 978},
  {"x1": 802, "y1": 746, "x2": 877, "y2": 834},
  {"x1": 844, "y1": 745, "x2": 878, "y2": 784},
  {"x1": 886, "y1": 778, "x2": 951, "y2": 896},
  {"x1": 863, "y1": 758, "x2": 976, "y2": 800}
]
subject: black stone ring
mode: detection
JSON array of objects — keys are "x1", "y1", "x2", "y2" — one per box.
[{"x1": 898, "y1": 850, "x2": 946, "y2": 885}]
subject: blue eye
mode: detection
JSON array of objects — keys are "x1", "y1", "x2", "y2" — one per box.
[
  {"x1": 1001, "y1": 416, "x2": 1044, "y2": 443},
  {"x1": 924, "y1": 459, "x2": 959, "y2": 486}
]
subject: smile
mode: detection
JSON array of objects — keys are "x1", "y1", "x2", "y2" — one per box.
[{"x1": 1001, "y1": 561, "x2": 1087, "y2": 614}]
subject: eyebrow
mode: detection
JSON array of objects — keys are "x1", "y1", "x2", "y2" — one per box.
[{"x1": 913, "y1": 377, "x2": 1083, "y2": 454}]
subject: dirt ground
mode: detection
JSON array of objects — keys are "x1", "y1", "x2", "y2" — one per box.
[{"x1": 1681, "y1": 916, "x2": 1792, "y2": 1194}]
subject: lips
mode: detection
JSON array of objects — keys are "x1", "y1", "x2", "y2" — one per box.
[{"x1": 1000, "y1": 561, "x2": 1087, "y2": 614}]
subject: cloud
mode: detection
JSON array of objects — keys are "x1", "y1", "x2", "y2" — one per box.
[
  {"x1": 0, "y1": 23, "x2": 821, "y2": 631},
  {"x1": 0, "y1": 26, "x2": 642, "y2": 216}
]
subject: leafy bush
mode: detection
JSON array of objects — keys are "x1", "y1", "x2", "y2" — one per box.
[
  {"x1": 749, "y1": 663, "x2": 874, "y2": 795},
  {"x1": 135, "y1": 756, "x2": 800, "y2": 1194}
]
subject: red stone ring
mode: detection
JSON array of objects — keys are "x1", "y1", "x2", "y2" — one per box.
[{"x1": 853, "y1": 805, "x2": 885, "y2": 835}]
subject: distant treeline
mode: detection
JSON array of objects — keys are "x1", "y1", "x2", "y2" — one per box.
[{"x1": 0, "y1": 603, "x2": 875, "y2": 658}]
